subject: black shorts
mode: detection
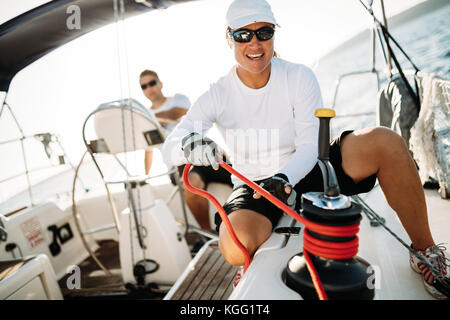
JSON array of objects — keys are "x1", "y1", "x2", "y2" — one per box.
[
  {"x1": 170, "y1": 164, "x2": 233, "y2": 188},
  {"x1": 214, "y1": 130, "x2": 377, "y2": 232}
]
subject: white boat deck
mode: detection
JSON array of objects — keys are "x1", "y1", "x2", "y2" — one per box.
[
  {"x1": 357, "y1": 185, "x2": 449, "y2": 299},
  {"x1": 0, "y1": 168, "x2": 448, "y2": 300}
]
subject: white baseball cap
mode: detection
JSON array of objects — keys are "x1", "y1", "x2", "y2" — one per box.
[{"x1": 226, "y1": 0, "x2": 278, "y2": 30}]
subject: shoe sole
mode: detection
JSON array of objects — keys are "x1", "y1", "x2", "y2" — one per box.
[
  {"x1": 410, "y1": 258, "x2": 448, "y2": 300},
  {"x1": 410, "y1": 258, "x2": 421, "y2": 273}
]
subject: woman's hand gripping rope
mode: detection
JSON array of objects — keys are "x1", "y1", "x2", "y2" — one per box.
[
  {"x1": 252, "y1": 173, "x2": 297, "y2": 210},
  {"x1": 181, "y1": 132, "x2": 222, "y2": 170}
]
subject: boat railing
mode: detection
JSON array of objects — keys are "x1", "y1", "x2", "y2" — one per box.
[
  {"x1": 332, "y1": 69, "x2": 381, "y2": 119},
  {"x1": 331, "y1": 18, "x2": 383, "y2": 115},
  {"x1": 332, "y1": 69, "x2": 421, "y2": 118},
  {"x1": 0, "y1": 132, "x2": 86, "y2": 207}
]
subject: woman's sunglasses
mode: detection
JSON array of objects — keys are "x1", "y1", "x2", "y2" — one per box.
[
  {"x1": 140, "y1": 79, "x2": 158, "y2": 90},
  {"x1": 229, "y1": 26, "x2": 275, "y2": 43}
]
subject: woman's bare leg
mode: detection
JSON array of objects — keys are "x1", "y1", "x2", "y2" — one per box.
[
  {"x1": 218, "y1": 209, "x2": 272, "y2": 266},
  {"x1": 340, "y1": 127, "x2": 434, "y2": 250}
]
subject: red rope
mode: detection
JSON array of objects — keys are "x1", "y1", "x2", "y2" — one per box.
[
  {"x1": 182, "y1": 164, "x2": 251, "y2": 272},
  {"x1": 303, "y1": 229, "x2": 359, "y2": 260},
  {"x1": 182, "y1": 161, "x2": 360, "y2": 300},
  {"x1": 303, "y1": 249, "x2": 328, "y2": 300}
]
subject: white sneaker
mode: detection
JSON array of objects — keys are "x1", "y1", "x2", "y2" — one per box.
[{"x1": 409, "y1": 244, "x2": 450, "y2": 299}]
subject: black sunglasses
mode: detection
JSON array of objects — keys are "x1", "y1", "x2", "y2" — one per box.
[
  {"x1": 229, "y1": 26, "x2": 275, "y2": 43},
  {"x1": 140, "y1": 79, "x2": 158, "y2": 90}
]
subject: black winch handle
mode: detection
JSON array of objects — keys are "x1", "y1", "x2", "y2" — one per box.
[
  {"x1": 315, "y1": 108, "x2": 335, "y2": 160},
  {"x1": 314, "y1": 108, "x2": 340, "y2": 197}
]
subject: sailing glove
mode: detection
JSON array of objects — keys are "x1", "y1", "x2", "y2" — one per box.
[
  {"x1": 254, "y1": 173, "x2": 297, "y2": 210},
  {"x1": 181, "y1": 132, "x2": 222, "y2": 170}
]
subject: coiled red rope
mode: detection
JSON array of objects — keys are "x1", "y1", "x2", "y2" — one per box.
[{"x1": 182, "y1": 161, "x2": 360, "y2": 300}]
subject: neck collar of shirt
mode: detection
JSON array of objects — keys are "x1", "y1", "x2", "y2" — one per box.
[
  {"x1": 232, "y1": 58, "x2": 275, "y2": 95},
  {"x1": 151, "y1": 96, "x2": 168, "y2": 109}
]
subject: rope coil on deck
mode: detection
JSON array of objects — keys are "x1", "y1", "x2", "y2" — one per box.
[{"x1": 183, "y1": 161, "x2": 361, "y2": 300}]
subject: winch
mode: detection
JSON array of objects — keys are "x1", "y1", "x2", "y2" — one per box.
[{"x1": 284, "y1": 108, "x2": 375, "y2": 300}]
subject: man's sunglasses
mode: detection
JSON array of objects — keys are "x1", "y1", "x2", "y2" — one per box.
[
  {"x1": 140, "y1": 79, "x2": 158, "y2": 90},
  {"x1": 229, "y1": 26, "x2": 275, "y2": 43}
]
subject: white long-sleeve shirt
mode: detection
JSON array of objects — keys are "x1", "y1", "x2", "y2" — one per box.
[{"x1": 162, "y1": 57, "x2": 323, "y2": 187}]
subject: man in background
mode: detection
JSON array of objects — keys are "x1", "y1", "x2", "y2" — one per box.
[
  {"x1": 139, "y1": 69, "x2": 232, "y2": 233},
  {"x1": 139, "y1": 69, "x2": 190, "y2": 174}
]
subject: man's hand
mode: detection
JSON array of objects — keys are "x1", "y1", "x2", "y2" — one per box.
[
  {"x1": 181, "y1": 133, "x2": 222, "y2": 170},
  {"x1": 155, "y1": 107, "x2": 187, "y2": 121},
  {"x1": 253, "y1": 174, "x2": 297, "y2": 209}
]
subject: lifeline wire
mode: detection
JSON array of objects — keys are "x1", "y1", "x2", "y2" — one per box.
[{"x1": 352, "y1": 195, "x2": 447, "y2": 279}]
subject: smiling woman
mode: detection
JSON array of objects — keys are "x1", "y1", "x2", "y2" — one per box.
[
  {"x1": 161, "y1": 0, "x2": 450, "y2": 301},
  {"x1": 161, "y1": 0, "x2": 323, "y2": 269},
  {"x1": 227, "y1": 22, "x2": 275, "y2": 89},
  {"x1": 225, "y1": 0, "x2": 277, "y2": 89}
]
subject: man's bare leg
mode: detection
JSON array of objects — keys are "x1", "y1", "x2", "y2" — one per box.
[
  {"x1": 184, "y1": 171, "x2": 212, "y2": 231},
  {"x1": 340, "y1": 127, "x2": 435, "y2": 250},
  {"x1": 144, "y1": 150, "x2": 153, "y2": 175}
]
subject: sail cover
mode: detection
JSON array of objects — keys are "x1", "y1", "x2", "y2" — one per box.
[{"x1": 0, "y1": 0, "x2": 193, "y2": 91}]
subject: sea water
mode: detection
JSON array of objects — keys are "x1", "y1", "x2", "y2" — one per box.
[{"x1": 314, "y1": 3, "x2": 450, "y2": 137}]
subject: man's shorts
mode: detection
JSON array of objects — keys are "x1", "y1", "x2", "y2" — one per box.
[{"x1": 214, "y1": 130, "x2": 377, "y2": 232}]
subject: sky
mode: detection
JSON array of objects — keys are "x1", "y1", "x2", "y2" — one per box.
[{"x1": 0, "y1": 0, "x2": 427, "y2": 199}]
